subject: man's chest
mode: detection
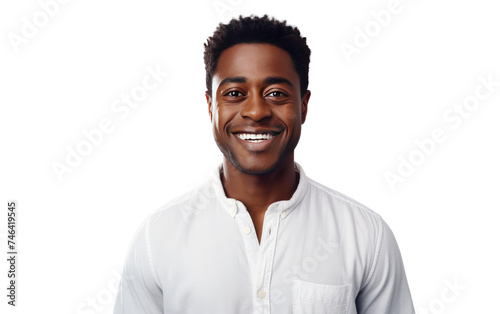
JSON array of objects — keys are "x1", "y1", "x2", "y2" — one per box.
[{"x1": 153, "y1": 213, "x2": 366, "y2": 313}]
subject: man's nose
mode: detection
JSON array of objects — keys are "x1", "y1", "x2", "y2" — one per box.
[{"x1": 240, "y1": 95, "x2": 272, "y2": 121}]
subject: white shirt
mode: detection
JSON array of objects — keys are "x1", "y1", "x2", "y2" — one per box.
[{"x1": 114, "y1": 163, "x2": 415, "y2": 314}]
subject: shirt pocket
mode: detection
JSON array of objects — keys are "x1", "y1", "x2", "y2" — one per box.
[{"x1": 292, "y1": 280, "x2": 353, "y2": 314}]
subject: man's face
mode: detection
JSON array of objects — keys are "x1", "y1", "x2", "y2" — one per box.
[{"x1": 206, "y1": 43, "x2": 310, "y2": 175}]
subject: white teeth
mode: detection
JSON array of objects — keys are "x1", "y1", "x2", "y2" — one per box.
[{"x1": 237, "y1": 133, "x2": 275, "y2": 140}]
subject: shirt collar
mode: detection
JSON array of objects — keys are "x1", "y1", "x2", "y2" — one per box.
[{"x1": 210, "y1": 162, "x2": 309, "y2": 218}]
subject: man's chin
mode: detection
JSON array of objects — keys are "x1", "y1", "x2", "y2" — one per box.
[
  {"x1": 229, "y1": 155, "x2": 283, "y2": 176},
  {"x1": 236, "y1": 164, "x2": 275, "y2": 175},
  {"x1": 222, "y1": 144, "x2": 293, "y2": 176}
]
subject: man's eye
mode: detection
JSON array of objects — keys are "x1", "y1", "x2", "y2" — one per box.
[
  {"x1": 267, "y1": 91, "x2": 286, "y2": 97},
  {"x1": 225, "y1": 91, "x2": 244, "y2": 97}
]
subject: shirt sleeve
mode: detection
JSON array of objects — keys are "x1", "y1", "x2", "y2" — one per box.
[
  {"x1": 114, "y1": 218, "x2": 163, "y2": 314},
  {"x1": 355, "y1": 218, "x2": 415, "y2": 314}
]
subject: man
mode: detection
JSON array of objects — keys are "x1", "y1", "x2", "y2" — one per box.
[{"x1": 114, "y1": 15, "x2": 415, "y2": 313}]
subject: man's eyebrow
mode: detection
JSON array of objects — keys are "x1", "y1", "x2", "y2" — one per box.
[
  {"x1": 264, "y1": 77, "x2": 294, "y2": 88},
  {"x1": 219, "y1": 76, "x2": 247, "y2": 87},
  {"x1": 218, "y1": 76, "x2": 295, "y2": 89}
]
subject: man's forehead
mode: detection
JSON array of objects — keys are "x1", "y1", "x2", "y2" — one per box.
[
  {"x1": 216, "y1": 43, "x2": 293, "y2": 67},
  {"x1": 212, "y1": 43, "x2": 299, "y2": 88}
]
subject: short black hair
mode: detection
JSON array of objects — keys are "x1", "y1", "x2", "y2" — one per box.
[{"x1": 204, "y1": 15, "x2": 311, "y2": 97}]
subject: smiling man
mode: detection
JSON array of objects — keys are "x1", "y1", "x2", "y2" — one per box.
[{"x1": 114, "y1": 15, "x2": 415, "y2": 314}]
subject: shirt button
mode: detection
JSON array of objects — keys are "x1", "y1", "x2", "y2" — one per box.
[
  {"x1": 257, "y1": 290, "x2": 266, "y2": 299},
  {"x1": 243, "y1": 226, "x2": 251, "y2": 234},
  {"x1": 281, "y1": 210, "x2": 287, "y2": 218}
]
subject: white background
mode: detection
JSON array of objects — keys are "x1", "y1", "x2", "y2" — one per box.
[{"x1": 1, "y1": 0, "x2": 499, "y2": 313}]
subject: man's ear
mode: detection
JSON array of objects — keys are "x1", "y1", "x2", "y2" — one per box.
[
  {"x1": 205, "y1": 91, "x2": 212, "y2": 121},
  {"x1": 301, "y1": 90, "x2": 311, "y2": 124}
]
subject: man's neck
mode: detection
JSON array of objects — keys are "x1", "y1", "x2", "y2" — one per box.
[{"x1": 220, "y1": 156, "x2": 299, "y2": 215}]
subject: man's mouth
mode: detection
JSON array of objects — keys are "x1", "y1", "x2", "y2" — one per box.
[
  {"x1": 235, "y1": 132, "x2": 276, "y2": 142},
  {"x1": 231, "y1": 129, "x2": 282, "y2": 151}
]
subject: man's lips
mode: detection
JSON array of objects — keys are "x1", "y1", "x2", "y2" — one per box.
[
  {"x1": 231, "y1": 129, "x2": 282, "y2": 151},
  {"x1": 232, "y1": 128, "x2": 282, "y2": 141},
  {"x1": 235, "y1": 133, "x2": 275, "y2": 141}
]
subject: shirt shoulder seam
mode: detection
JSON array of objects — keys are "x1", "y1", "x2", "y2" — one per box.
[
  {"x1": 308, "y1": 179, "x2": 380, "y2": 218},
  {"x1": 151, "y1": 179, "x2": 213, "y2": 216},
  {"x1": 145, "y1": 215, "x2": 162, "y2": 289},
  {"x1": 360, "y1": 215, "x2": 384, "y2": 290}
]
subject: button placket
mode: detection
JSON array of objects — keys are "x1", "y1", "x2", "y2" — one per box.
[
  {"x1": 234, "y1": 204, "x2": 260, "y2": 308},
  {"x1": 252, "y1": 211, "x2": 281, "y2": 313}
]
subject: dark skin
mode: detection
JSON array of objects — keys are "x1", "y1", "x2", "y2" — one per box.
[{"x1": 206, "y1": 43, "x2": 311, "y2": 243}]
